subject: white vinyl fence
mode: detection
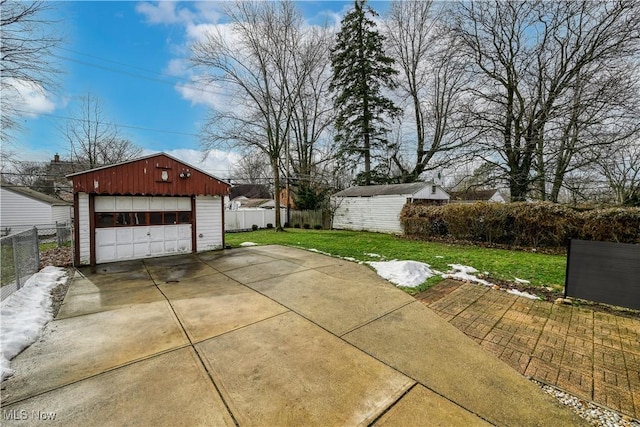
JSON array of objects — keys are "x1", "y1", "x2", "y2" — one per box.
[{"x1": 225, "y1": 208, "x2": 287, "y2": 231}]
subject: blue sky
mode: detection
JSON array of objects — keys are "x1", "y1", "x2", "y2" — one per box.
[{"x1": 11, "y1": 1, "x2": 390, "y2": 178}]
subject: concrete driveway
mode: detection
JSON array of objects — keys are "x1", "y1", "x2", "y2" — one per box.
[{"x1": 1, "y1": 245, "x2": 585, "y2": 426}]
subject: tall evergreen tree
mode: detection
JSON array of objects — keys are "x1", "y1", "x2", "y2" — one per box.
[{"x1": 330, "y1": 0, "x2": 401, "y2": 185}]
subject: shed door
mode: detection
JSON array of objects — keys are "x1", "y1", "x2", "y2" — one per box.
[{"x1": 94, "y1": 196, "x2": 192, "y2": 263}]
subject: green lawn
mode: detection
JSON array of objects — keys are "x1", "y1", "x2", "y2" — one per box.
[{"x1": 225, "y1": 229, "x2": 567, "y2": 293}]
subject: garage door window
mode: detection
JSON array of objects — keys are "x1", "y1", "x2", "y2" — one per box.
[{"x1": 96, "y1": 211, "x2": 192, "y2": 227}]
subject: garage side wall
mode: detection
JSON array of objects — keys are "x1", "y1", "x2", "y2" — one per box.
[
  {"x1": 332, "y1": 196, "x2": 405, "y2": 233},
  {"x1": 78, "y1": 193, "x2": 91, "y2": 265},
  {"x1": 195, "y1": 196, "x2": 223, "y2": 251}
]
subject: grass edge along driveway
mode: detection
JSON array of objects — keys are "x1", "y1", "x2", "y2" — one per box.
[{"x1": 224, "y1": 229, "x2": 567, "y2": 294}]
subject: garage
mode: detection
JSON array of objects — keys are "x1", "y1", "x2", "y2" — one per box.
[{"x1": 68, "y1": 153, "x2": 230, "y2": 266}]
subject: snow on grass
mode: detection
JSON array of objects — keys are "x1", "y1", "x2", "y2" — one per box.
[
  {"x1": 507, "y1": 289, "x2": 540, "y2": 300},
  {"x1": 366, "y1": 260, "x2": 436, "y2": 288},
  {"x1": 442, "y1": 264, "x2": 491, "y2": 286},
  {"x1": 364, "y1": 253, "x2": 382, "y2": 258},
  {"x1": 239, "y1": 242, "x2": 258, "y2": 247},
  {"x1": 1, "y1": 266, "x2": 68, "y2": 381},
  {"x1": 515, "y1": 277, "x2": 531, "y2": 284}
]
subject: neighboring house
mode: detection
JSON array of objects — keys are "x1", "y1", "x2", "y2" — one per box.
[
  {"x1": 226, "y1": 184, "x2": 272, "y2": 210},
  {"x1": 331, "y1": 182, "x2": 450, "y2": 234},
  {"x1": 0, "y1": 181, "x2": 73, "y2": 235},
  {"x1": 449, "y1": 189, "x2": 508, "y2": 203},
  {"x1": 67, "y1": 153, "x2": 230, "y2": 265}
]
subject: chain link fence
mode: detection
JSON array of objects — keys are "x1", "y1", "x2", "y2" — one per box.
[{"x1": 0, "y1": 223, "x2": 72, "y2": 301}]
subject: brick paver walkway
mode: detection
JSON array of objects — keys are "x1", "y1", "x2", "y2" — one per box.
[{"x1": 417, "y1": 280, "x2": 640, "y2": 419}]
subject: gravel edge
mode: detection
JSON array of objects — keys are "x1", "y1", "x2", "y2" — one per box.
[{"x1": 532, "y1": 379, "x2": 640, "y2": 427}]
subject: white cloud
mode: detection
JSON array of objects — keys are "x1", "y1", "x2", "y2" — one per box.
[
  {"x1": 175, "y1": 79, "x2": 231, "y2": 110},
  {"x1": 136, "y1": 1, "x2": 195, "y2": 25},
  {"x1": 141, "y1": 148, "x2": 240, "y2": 179},
  {"x1": 5, "y1": 79, "x2": 56, "y2": 117}
]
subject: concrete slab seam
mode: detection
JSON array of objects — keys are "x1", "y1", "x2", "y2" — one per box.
[
  {"x1": 142, "y1": 261, "x2": 240, "y2": 427},
  {"x1": 366, "y1": 382, "x2": 420, "y2": 426},
  {"x1": 338, "y1": 300, "x2": 417, "y2": 338},
  {"x1": 340, "y1": 301, "x2": 496, "y2": 426},
  {"x1": 0, "y1": 344, "x2": 193, "y2": 408}
]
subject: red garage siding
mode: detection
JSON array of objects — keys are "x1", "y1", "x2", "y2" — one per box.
[{"x1": 68, "y1": 153, "x2": 229, "y2": 197}]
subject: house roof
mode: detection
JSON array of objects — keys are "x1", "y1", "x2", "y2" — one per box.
[
  {"x1": 0, "y1": 181, "x2": 72, "y2": 206},
  {"x1": 449, "y1": 189, "x2": 500, "y2": 201},
  {"x1": 333, "y1": 182, "x2": 439, "y2": 197},
  {"x1": 67, "y1": 152, "x2": 230, "y2": 196},
  {"x1": 230, "y1": 184, "x2": 271, "y2": 199}
]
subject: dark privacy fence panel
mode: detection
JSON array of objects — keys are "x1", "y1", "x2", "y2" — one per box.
[{"x1": 565, "y1": 239, "x2": 640, "y2": 310}]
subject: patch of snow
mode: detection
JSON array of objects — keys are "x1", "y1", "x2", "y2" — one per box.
[
  {"x1": 507, "y1": 289, "x2": 540, "y2": 300},
  {"x1": 342, "y1": 256, "x2": 358, "y2": 262},
  {"x1": 365, "y1": 253, "x2": 382, "y2": 258},
  {"x1": 443, "y1": 264, "x2": 491, "y2": 286},
  {"x1": 239, "y1": 242, "x2": 258, "y2": 247},
  {"x1": 447, "y1": 264, "x2": 479, "y2": 274},
  {"x1": 435, "y1": 255, "x2": 444, "y2": 259},
  {"x1": 1, "y1": 266, "x2": 67, "y2": 381},
  {"x1": 367, "y1": 260, "x2": 436, "y2": 288},
  {"x1": 307, "y1": 248, "x2": 332, "y2": 256},
  {"x1": 515, "y1": 277, "x2": 531, "y2": 284}
]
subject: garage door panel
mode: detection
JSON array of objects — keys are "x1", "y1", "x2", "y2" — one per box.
[
  {"x1": 132, "y1": 227, "x2": 149, "y2": 243},
  {"x1": 95, "y1": 196, "x2": 116, "y2": 212},
  {"x1": 115, "y1": 197, "x2": 133, "y2": 211},
  {"x1": 96, "y1": 229, "x2": 117, "y2": 245},
  {"x1": 94, "y1": 196, "x2": 194, "y2": 264},
  {"x1": 177, "y1": 198, "x2": 191, "y2": 210},
  {"x1": 132, "y1": 197, "x2": 149, "y2": 210}
]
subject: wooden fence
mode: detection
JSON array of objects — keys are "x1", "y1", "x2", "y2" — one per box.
[{"x1": 288, "y1": 210, "x2": 331, "y2": 230}]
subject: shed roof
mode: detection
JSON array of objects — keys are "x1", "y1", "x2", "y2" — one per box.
[
  {"x1": 449, "y1": 189, "x2": 500, "y2": 201},
  {"x1": 230, "y1": 184, "x2": 271, "y2": 199},
  {"x1": 0, "y1": 181, "x2": 71, "y2": 206},
  {"x1": 333, "y1": 182, "x2": 438, "y2": 197},
  {"x1": 67, "y1": 153, "x2": 230, "y2": 196}
]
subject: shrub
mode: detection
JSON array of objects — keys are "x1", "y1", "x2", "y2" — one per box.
[
  {"x1": 313, "y1": 224, "x2": 323, "y2": 230},
  {"x1": 303, "y1": 223, "x2": 311, "y2": 229},
  {"x1": 251, "y1": 224, "x2": 258, "y2": 231},
  {"x1": 294, "y1": 223, "x2": 301, "y2": 228},
  {"x1": 579, "y1": 207, "x2": 640, "y2": 243},
  {"x1": 266, "y1": 223, "x2": 273, "y2": 229},
  {"x1": 401, "y1": 202, "x2": 639, "y2": 248}
]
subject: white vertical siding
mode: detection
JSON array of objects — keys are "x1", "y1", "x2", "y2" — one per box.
[
  {"x1": 0, "y1": 187, "x2": 53, "y2": 231},
  {"x1": 196, "y1": 196, "x2": 223, "y2": 251},
  {"x1": 78, "y1": 193, "x2": 91, "y2": 265},
  {"x1": 51, "y1": 205, "x2": 72, "y2": 224},
  {"x1": 332, "y1": 195, "x2": 406, "y2": 234}
]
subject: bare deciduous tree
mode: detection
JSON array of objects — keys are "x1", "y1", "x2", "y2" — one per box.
[
  {"x1": 449, "y1": 0, "x2": 640, "y2": 201},
  {"x1": 1, "y1": 0, "x2": 60, "y2": 144},
  {"x1": 64, "y1": 93, "x2": 141, "y2": 169},
  {"x1": 383, "y1": 0, "x2": 468, "y2": 182},
  {"x1": 192, "y1": 1, "x2": 308, "y2": 229}
]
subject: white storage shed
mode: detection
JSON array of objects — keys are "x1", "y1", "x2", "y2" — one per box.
[{"x1": 331, "y1": 182, "x2": 449, "y2": 234}]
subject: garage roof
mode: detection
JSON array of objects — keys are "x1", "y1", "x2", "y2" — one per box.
[
  {"x1": 333, "y1": 182, "x2": 440, "y2": 197},
  {"x1": 67, "y1": 153, "x2": 230, "y2": 196}
]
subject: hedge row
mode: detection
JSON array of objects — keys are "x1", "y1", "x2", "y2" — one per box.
[{"x1": 400, "y1": 202, "x2": 640, "y2": 247}]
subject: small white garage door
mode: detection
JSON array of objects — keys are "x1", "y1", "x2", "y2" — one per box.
[{"x1": 95, "y1": 196, "x2": 192, "y2": 263}]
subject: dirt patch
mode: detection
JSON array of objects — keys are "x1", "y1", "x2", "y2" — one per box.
[
  {"x1": 39, "y1": 246, "x2": 74, "y2": 318},
  {"x1": 40, "y1": 246, "x2": 73, "y2": 269}
]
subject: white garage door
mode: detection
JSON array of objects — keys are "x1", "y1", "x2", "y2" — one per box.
[{"x1": 95, "y1": 196, "x2": 192, "y2": 263}]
